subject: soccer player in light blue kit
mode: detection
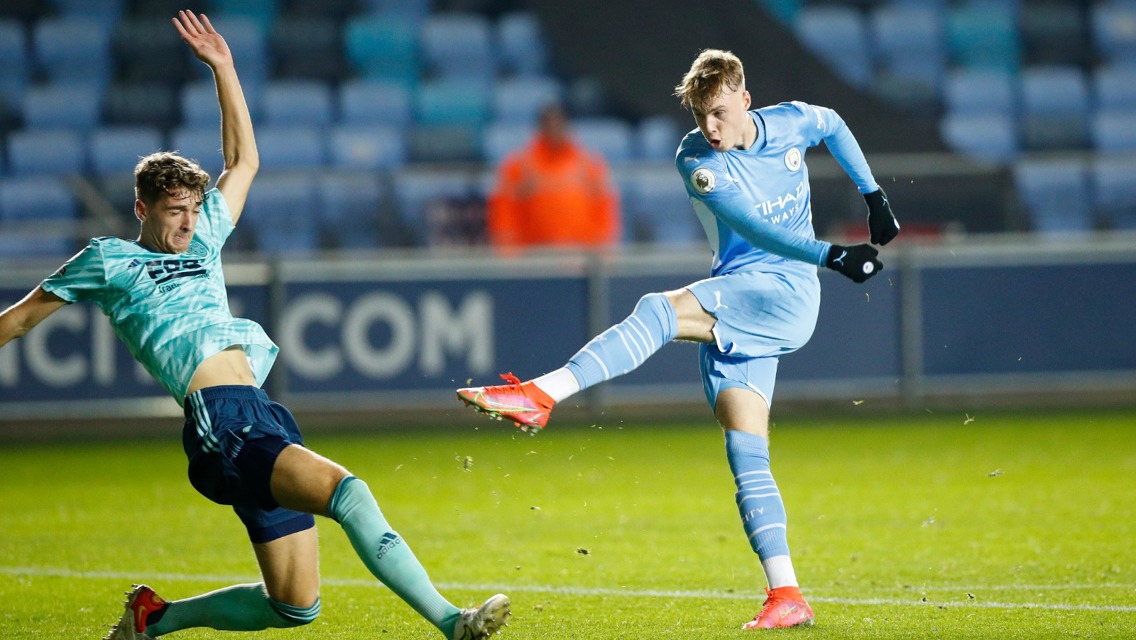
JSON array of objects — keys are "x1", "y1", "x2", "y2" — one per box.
[
  {"x1": 457, "y1": 49, "x2": 899, "y2": 629},
  {"x1": 0, "y1": 11, "x2": 509, "y2": 640}
]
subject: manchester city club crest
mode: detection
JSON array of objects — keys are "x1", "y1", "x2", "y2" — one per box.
[{"x1": 784, "y1": 148, "x2": 802, "y2": 172}]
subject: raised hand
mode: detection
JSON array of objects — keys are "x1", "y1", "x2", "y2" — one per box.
[
  {"x1": 171, "y1": 10, "x2": 233, "y2": 69},
  {"x1": 864, "y1": 188, "x2": 900, "y2": 246}
]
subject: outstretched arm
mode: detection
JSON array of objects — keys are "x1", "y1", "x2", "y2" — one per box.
[
  {"x1": 807, "y1": 103, "x2": 900, "y2": 246},
  {"x1": 173, "y1": 10, "x2": 259, "y2": 225},
  {"x1": 0, "y1": 287, "x2": 68, "y2": 349}
]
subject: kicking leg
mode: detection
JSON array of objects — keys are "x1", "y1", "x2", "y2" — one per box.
[{"x1": 457, "y1": 289, "x2": 708, "y2": 429}]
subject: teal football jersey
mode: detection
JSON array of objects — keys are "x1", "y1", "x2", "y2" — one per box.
[{"x1": 40, "y1": 189, "x2": 278, "y2": 401}]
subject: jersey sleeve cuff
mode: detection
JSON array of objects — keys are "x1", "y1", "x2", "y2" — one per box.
[
  {"x1": 37, "y1": 280, "x2": 76, "y2": 303},
  {"x1": 815, "y1": 241, "x2": 833, "y2": 266}
]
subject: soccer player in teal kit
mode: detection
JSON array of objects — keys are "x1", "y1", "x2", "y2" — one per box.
[
  {"x1": 457, "y1": 49, "x2": 899, "y2": 629},
  {"x1": 0, "y1": 11, "x2": 508, "y2": 640}
]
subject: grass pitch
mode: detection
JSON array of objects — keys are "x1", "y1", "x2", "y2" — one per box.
[{"x1": 1, "y1": 408, "x2": 1133, "y2": 639}]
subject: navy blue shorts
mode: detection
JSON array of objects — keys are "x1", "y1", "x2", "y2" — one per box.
[{"x1": 182, "y1": 385, "x2": 315, "y2": 544}]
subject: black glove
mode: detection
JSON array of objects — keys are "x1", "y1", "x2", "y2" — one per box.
[
  {"x1": 865, "y1": 188, "x2": 900, "y2": 246},
  {"x1": 826, "y1": 243, "x2": 882, "y2": 283}
]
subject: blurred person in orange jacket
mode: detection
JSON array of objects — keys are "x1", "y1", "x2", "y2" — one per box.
[{"x1": 487, "y1": 103, "x2": 621, "y2": 251}]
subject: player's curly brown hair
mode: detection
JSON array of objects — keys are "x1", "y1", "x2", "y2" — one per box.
[
  {"x1": 134, "y1": 152, "x2": 211, "y2": 206},
  {"x1": 674, "y1": 49, "x2": 746, "y2": 113}
]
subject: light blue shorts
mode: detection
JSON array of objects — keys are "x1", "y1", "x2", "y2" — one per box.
[{"x1": 686, "y1": 267, "x2": 820, "y2": 409}]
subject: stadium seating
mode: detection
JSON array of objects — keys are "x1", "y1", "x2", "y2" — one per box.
[
  {"x1": 0, "y1": 175, "x2": 80, "y2": 257},
  {"x1": 102, "y1": 82, "x2": 180, "y2": 129},
  {"x1": 571, "y1": 117, "x2": 635, "y2": 164},
  {"x1": 181, "y1": 80, "x2": 225, "y2": 127},
  {"x1": 480, "y1": 121, "x2": 534, "y2": 166},
  {"x1": 113, "y1": 17, "x2": 192, "y2": 85},
  {"x1": 420, "y1": 13, "x2": 495, "y2": 81},
  {"x1": 0, "y1": 19, "x2": 29, "y2": 115},
  {"x1": 869, "y1": 4, "x2": 944, "y2": 113},
  {"x1": 1013, "y1": 159, "x2": 1093, "y2": 233},
  {"x1": 240, "y1": 170, "x2": 320, "y2": 253},
  {"x1": 365, "y1": 0, "x2": 431, "y2": 21},
  {"x1": 7, "y1": 129, "x2": 86, "y2": 175},
  {"x1": 329, "y1": 125, "x2": 406, "y2": 170},
  {"x1": 0, "y1": 175, "x2": 78, "y2": 222},
  {"x1": 624, "y1": 165, "x2": 702, "y2": 245},
  {"x1": 939, "y1": 113, "x2": 1018, "y2": 164},
  {"x1": 181, "y1": 79, "x2": 265, "y2": 127},
  {"x1": 0, "y1": 232, "x2": 77, "y2": 259},
  {"x1": 1091, "y1": 111, "x2": 1136, "y2": 153},
  {"x1": 757, "y1": 0, "x2": 803, "y2": 24},
  {"x1": 363, "y1": 0, "x2": 434, "y2": 24},
  {"x1": 339, "y1": 80, "x2": 412, "y2": 127},
  {"x1": 412, "y1": 76, "x2": 490, "y2": 161},
  {"x1": 128, "y1": 0, "x2": 185, "y2": 19},
  {"x1": 1020, "y1": 2, "x2": 1088, "y2": 66},
  {"x1": 1019, "y1": 65, "x2": 1091, "y2": 151},
  {"x1": 343, "y1": 14, "x2": 419, "y2": 88},
  {"x1": 185, "y1": 17, "x2": 269, "y2": 87},
  {"x1": 637, "y1": 115, "x2": 682, "y2": 163},
  {"x1": 1093, "y1": 65, "x2": 1136, "y2": 114},
  {"x1": 390, "y1": 167, "x2": 477, "y2": 245},
  {"x1": 796, "y1": 6, "x2": 873, "y2": 89},
  {"x1": 169, "y1": 126, "x2": 224, "y2": 178},
  {"x1": 262, "y1": 80, "x2": 335, "y2": 127},
  {"x1": 495, "y1": 12, "x2": 548, "y2": 77},
  {"x1": 212, "y1": 0, "x2": 279, "y2": 28},
  {"x1": 0, "y1": 0, "x2": 1130, "y2": 252},
  {"x1": 947, "y1": 2, "x2": 1020, "y2": 73},
  {"x1": 89, "y1": 126, "x2": 163, "y2": 177},
  {"x1": 52, "y1": 0, "x2": 125, "y2": 27},
  {"x1": 33, "y1": 17, "x2": 113, "y2": 88},
  {"x1": 255, "y1": 125, "x2": 327, "y2": 169},
  {"x1": 270, "y1": 17, "x2": 345, "y2": 82},
  {"x1": 414, "y1": 78, "x2": 490, "y2": 128},
  {"x1": 1091, "y1": 1, "x2": 1136, "y2": 64},
  {"x1": 1091, "y1": 156, "x2": 1136, "y2": 229},
  {"x1": 316, "y1": 171, "x2": 387, "y2": 248},
  {"x1": 284, "y1": 0, "x2": 360, "y2": 21},
  {"x1": 492, "y1": 76, "x2": 562, "y2": 126},
  {"x1": 21, "y1": 84, "x2": 102, "y2": 131}
]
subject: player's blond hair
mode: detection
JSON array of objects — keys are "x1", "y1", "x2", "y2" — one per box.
[
  {"x1": 134, "y1": 152, "x2": 211, "y2": 206},
  {"x1": 674, "y1": 49, "x2": 746, "y2": 112}
]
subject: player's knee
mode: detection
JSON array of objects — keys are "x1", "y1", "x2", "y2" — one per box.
[
  {"x1": 635, "y1": 291, "x2": 668, "y2": 314},
  {"x1": 635, "y1": 292, "x2": 673, "y2": 325},
  {"x1": 270, "y1": 596, "x2": 321, "y2": 627},
  {"x1": 635, "y1": 292, "x2": 680, "y2": 342}
]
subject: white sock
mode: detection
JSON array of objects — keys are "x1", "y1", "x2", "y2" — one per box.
[
  {"x1": 761, "y1": 555, "x2": 799, "y2": 589},
  {"x1": 531, "y1": 368, "x2": 580, "y2": 403}
]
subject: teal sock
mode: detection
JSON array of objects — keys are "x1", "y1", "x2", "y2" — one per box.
[
  {"x1": 329, "y1": 476, "x2": 461, "y2": 635},
  {"x1": 146, "y1": 583, "x2": 318, "y2": 636}
]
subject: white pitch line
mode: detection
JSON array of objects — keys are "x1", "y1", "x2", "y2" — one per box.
[{"x1": 2, "y1": 566, "x2": 1135, "y2": 613}]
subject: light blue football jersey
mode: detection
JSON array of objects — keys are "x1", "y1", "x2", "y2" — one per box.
[
  {"x1": 40, "y1": 189, "x2": 278, "y2": 401},
  {"x1": 676, "y1": 101, "x2": 879, "y2": 277}
]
